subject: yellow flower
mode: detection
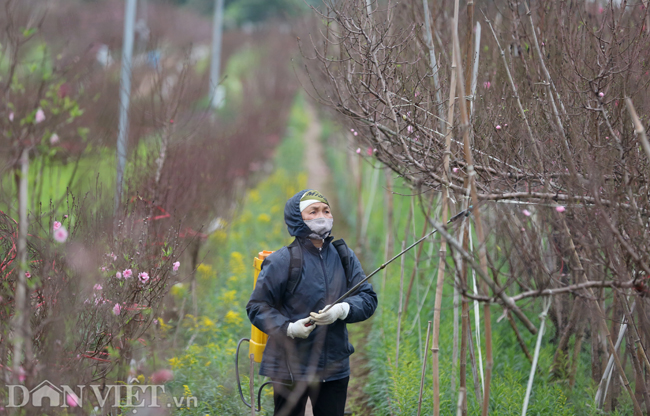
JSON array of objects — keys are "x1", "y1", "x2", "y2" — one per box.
[
  {"x1": 225, "y1": 310, "x2": 243, "y2": 326},
  {"x1": 200, "y1": 316, "x2": 216, "y2": 332},
  {"x1": 168, "y1": 357, "x2": 182, "y2": 369},
  {"x1": 229, "y1": 252, "x2": 246, "y2": 277},
  {"x1": 249, "y1": 189, "x2": 261, "y2": 203},
  {"x1": 257, "y1": 213, "x2": 271, "y2": 223},
  {"x1": 197, "y1": 263, "x2": 214, "y2": 280},
  {"x1": 218, "y1": 289, "x2": 237, "y2": 305}
]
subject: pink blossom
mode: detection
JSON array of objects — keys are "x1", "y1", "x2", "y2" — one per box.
[
  {"x1": 504, "y1": 124, "x2": 508, "y2": 127},
  {"x1": 366, "y1": 147, "x2": 373, "y2": 156},
  {"x1": 407, "y1": 125, "x2": 414, "y2": 134},
  {"x1": 522, "y1": 209, "x2": 531, "y2": 217},
  {"x1": 496, "y1": 125, "x2": 502, "y2": 130},
  {"x1": 415, "y1": 90, "x2": 419, "y2": 97},
  {"x1": 123, "y1": 269, "x2": 133, "y2": 279},
  {"x1": 116, "y1": 271, "x2": 122, "y2": 279},
  {"x1": 606, "y1": 136, "x2": 610, "y2": 140},
  {"x1": 356, "y1": 148, "x2": 361, "y2": 154},
  {"x1": 63, "y1": 214, "x2": 68, "y2": 219},
  {"x1": 18, "y1": 366, "x2": 26, "y2": 382},
  {"x1": 25, "y1": 271, "x2": 31, "y2": 278},
  {"x1": 483, "y1": 81, "x2": 491, "y2": 89},
  {"x1": 66, "y1": 392, "x2": 80, "y2": 407},
  {"x1": 350, "y1": 128, "x2": 355, "y2": 132},
  {"x1": 599, "y1": 92, "x2": 604, "y2": 98},
  {"x1": 94, "y1": 284, "x2": 102, "y2": 291},
  {"x1": 556, "y1": 206, "x2": 566, "y2": 213},
  {"x1": 138, "y1": 272, "x2": 150, "y2": 284},
  {"x1": 35, "y1": 108, "x2": 45, "y2": 124},
  {"x1": 109, "y1": 252, "x2": 117, "y2": 261},
  {"x1": 173, "y1": 261, "x2": 180, "y2": 272},
  {"x1": 113, "y1": 303, "x2": 121, "y2": 316},
  {"x1": 598, "y1": 6, "x2": 604, "y2": 13},
  {"x1": 53, "y1": 221, "x2": 61, "y2": 231},
  {"x1": 50, "y1": 133, "x2": 60, "y2": 145},
  {"x1": 353, "y1": 131, "x2": 358, "y2": 136},
  {"x1": 151, "y1": 369, "x2": 174, "y2": 384},
  {"x1": 453, "y1": 167, "x2": 459, "y2": 173},
  {"x1": 54, "y1": 227, "x2": 68, "y2": 243},
  {"x1": 101, "y1": 267, "x2": 106, "y2": 272},
  {"x1": 9, "y1": 112, "x2": 14, "y2": 122}
]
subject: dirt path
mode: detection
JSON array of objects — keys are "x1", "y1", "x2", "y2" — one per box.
[{"x1": 303, "y1": 102, "x2": 373, "y2": 415}]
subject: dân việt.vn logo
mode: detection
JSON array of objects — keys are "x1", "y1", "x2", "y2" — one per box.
[{"x1": 6, "y1": 380, "x2": 197, "y2": 412}]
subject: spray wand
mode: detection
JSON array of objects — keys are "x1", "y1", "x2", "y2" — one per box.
[{"x1": 306, "y1": 206, "x2": 471, "y2": 326}]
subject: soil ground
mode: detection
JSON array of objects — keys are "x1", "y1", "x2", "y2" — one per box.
[{"x1": 303, "y1": 103, "x2": 373, "y2": 416}]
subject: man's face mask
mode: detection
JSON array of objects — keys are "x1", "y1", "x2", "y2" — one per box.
[{"x1": 304, "y1": 218, "x2": 333, "y2": 240}]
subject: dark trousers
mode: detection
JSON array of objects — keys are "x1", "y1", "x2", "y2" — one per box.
[{"x1": 272, "y1": 376, "x2": 349, "y2": 416}]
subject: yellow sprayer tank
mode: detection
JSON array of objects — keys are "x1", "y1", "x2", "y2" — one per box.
[{"x1": 249, "y1": 250, "x2": 272, "y2": 363}]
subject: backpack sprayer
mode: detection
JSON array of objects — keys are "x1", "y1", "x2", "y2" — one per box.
[{"x1": 235, "y1": 208, "x2": 471, "y2": 411}]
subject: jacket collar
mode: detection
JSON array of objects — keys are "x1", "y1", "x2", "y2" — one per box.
[{"x1": 299, "y1": 235, "x2": 334, "y2": 254}]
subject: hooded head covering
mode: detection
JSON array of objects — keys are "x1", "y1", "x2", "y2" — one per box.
[{"x1": 284, "y1": 189, "x2": 330, "y2": 237}]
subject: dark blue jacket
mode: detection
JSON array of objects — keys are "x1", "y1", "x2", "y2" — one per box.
[{"x1": 246, "y1": 190, "x2": 378, "y2": 382}]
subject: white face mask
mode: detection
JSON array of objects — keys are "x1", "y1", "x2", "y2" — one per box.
[{"x1": 304, "y1": 218, "x2": 333, "y2": 240}]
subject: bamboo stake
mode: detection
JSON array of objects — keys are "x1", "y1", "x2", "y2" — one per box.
[
  {"x1": 521, "y1": 298, "x2": 552, "y2": 416},
  {"x1": 383, "y1": 170, "x2": 394, "y2": 294},
  {"x1": 417, "y1": 321, "x2": 433, "y2": 416},
  {"x1": 396, "y1": 240, "x2": 406, "y2": 369},
  {"x1": 431, "y1": 3, "x2": 458, "y2": 410},
  {"x1": 422, "y1": 0, "x2": 444, "y2": 128},
  {"x1": 625, "y1": 97, "x2": 650, "y2": 165},
  {"x1": 595, "y1": 302, "x2": 635, "y2": 407},
  {"x1": 623, "y1": 311, "x2": 650, "y2": 413},
  {"x1": 452, "y1": 23, "x2": 493, "y2": 416},
  {"x1": 469, "y1": 223, "x2": 485, "y2": 389},
  {"x1": 452, "y1": 258, "x2": 460, "y2": 398},
  {"x1": 457, "y1": 387, "x2": 466, "y2": 416},
  {"x1": 459, "y1": 212, "x2": 471, "y2": 415},
  {"x1": 13, "y1": 147, "x2": 29, "y2": 386},
  {"x1": 470, "y1": 22, "x2": 481, "y2": 117},
  {"x1": 467, "y1": 308, "x2": 483, "y2": 405}
]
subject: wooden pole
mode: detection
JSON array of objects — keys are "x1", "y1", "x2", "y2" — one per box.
[
  {"x1": 396, "y1": 240, "x2": 406, "y2": 369},
  {"x1": 452, "y1": 22, "x2": 493, "y2": 416},
  {"x1": 417, "y1": 321, "x2": 433, "y2": 416}
]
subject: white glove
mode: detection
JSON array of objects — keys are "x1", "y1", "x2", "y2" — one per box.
[
  {"x1": 309, "y1": 303, "x2": 350, "y2": 326},
  {"x1": 287, "y1": 317, "x2": 317, "y2": 339}
]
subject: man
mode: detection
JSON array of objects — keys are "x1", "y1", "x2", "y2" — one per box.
[{"x1": 246, "y1": 189, "x2": 378, "y2": 416}]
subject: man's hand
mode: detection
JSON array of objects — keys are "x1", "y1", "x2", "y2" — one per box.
[
  {"x1": 287, "y1": 317, "x2": 317, "y2": 339},
  {"x1": 310, "y1": 303, "x2": 350, "y2": 326}
]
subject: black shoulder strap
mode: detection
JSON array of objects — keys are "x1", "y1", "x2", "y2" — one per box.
[
  {"x1": 332, "y1": 239, "x2": 353, "y2": 284},
  {"x1": 286, "y1": 238, "x2": 303, "y2": 295}
]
